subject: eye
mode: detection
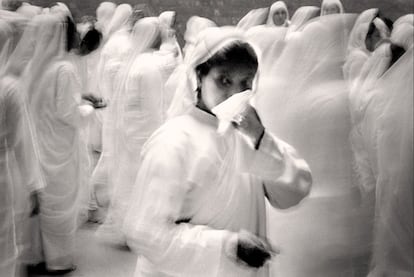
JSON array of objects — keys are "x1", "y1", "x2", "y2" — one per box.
[{"x1": 219, "y1": 75, "x2": 232, "y2": 87}]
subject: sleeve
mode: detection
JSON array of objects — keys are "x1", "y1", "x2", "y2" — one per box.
[
  {"x1": 55, "y1": 64, "x2": 83, "y2": 126},
  {"x1": 246, "y1": 131, "x2": 312, "y2": 209},
  {"x1": 123, "y1": 130, "x2": 235, "y2": 276}
]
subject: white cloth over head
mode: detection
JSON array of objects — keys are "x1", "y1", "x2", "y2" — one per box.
[
  {"x1": 105, "y1": 3, "x2": 132, "y2": 38},
  {"x1": 320, "y1": 0, "x2": 344, "y2": 16},
  {"x1": 237, "y1": 7, "x2": 269, "y2": 30},
  {"x1": 286, "y1": 6, "x2": 320, "y2": 37},
  {"x1": 98, "y1": 18, "x2": 164, "y2": 244},
  {"x1": 267, "y1": 1, "x2": 290, "y2": 26},
  {"x1": 95, "y1": 1, "x2": 116, "y2": 38},
  {"x1": 123, "y1": 26, "x2": 312, "y2": 277}
]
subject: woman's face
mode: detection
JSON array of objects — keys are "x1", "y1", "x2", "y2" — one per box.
[
  {"x1": 322, "y1": 4, "x2": 340, "y2": 15},
  {"x1": 198, "y1": 62, "x2": 256, "y2": 111},
  {"x1": 272, "y1": 9, "x2": 287, "y2": 26}
]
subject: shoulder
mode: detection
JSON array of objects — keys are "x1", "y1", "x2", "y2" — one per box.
[{"x1": 141, "y1": 115, "x2": 197, "y2": 157}]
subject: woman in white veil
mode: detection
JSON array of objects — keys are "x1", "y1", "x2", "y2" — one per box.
[
  {"x1": 157, "y1": 11, "x2": 183, "y2": 119},
  {"x1": 256, "y1": 14, "x2": 377, "y2": 276},
  {"x1": 97, "y1": 17, "x2": 163, "y2": 245},
  {"x1": 123, "y1": 26, "x2": 311, "y2": 277},
  {"x1": 91, "y1": 4, "x2": 133, "y2": 210},
  {"x1": 23, "y1": 14, "x2": 91, "y2": 273},
  {"x1": 267, "y1": 1, "x2": 290, "y2": 27},
  {"x1": 320, "y1": 0, "x2": 344, "y2": 16},
  {"x1": 159, "y1": 11, "x2": 182, "y2": 61},
  {"x1": 95, "y1": 1, "x2": 116, "y2": 40},
  {"x1": 0, "y1": 16, "x2": 47, "y2": 274},
  {"x1": 363, "y1": 46, "x2": 413, "y2": 277}
]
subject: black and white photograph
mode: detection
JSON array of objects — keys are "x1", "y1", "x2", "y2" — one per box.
[{"x1": 0, "y1": 0, "x2": 412, "y2": 276}]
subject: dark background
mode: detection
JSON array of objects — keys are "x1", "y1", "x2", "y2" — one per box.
[{"x1": 29, "y1": 0, "x2": 414, "y2": 43}]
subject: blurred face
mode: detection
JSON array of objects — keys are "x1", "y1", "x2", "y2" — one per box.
[
  {"x1": 272, "y1": 9, "x2": 287, "y2": 26},
  {"x1": 322, "y1": 4, "x2": 340, "y2": 15},
  {"x1": 198, "y1": 62, "x2": 256, "y2": 111},
  {"x1": 365, "y1": 27, "x2": 382, "y2": 52}
]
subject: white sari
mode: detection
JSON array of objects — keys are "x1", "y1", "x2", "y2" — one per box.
[
  {"x1": 124, "y1": 27, "x2": 312, "y2": 277},
  {"x1": 24, "y1": 14, "x2": 89, "y2": 270},
  {"x1": 97, "y1": 18, "x2": 163, "y2": 244},
  {"x1": 256, "y1": 14, "x2": 377, "y2": 276}
]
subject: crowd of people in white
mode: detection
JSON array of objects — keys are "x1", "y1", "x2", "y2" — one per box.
[{"x1": 0, "y1": 0, "x2": 412, "y2": 276}]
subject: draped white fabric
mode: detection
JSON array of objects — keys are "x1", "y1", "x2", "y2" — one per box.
[
  {"x1": 320, "y1": 0, "x2": 344, "y2": 16},
  {"x1": 97, "y1": 17, "x2": 164, "y2": 244},
  {"x1": 95, "y1": 1, "x2": 117, "y2": 39},
  {"x1": 267, "y1": 1, "x2": 290, "y2": 27},
  {"x1": 366, "y1": 47, "x2": 413, "y2": 277},
  {"x1": 254, "y1": 14, "x2": 379, "y2": 276},
  {"x1": 25, "y1": 14, "x2": 89, "y2": 270},
  {"x1": 91, "y1": 6, "x2": 133, "y2": 199},
  {"x1": 286, "y1": 6, "x2": 320, "y2": 38},
  {"x1": 343, "y1": 9, "x2": 378, "y2": 82},
  {"x1": 237, "y1": 7, "x2": 269, "y2": 31}
]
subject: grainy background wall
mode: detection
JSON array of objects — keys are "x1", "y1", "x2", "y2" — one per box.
[{"x1": 30, "y1": 0, "x2": 413, "y2": 43}]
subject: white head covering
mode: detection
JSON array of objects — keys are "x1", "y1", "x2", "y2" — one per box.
[
  {"x1": 167, "y1": 27, "x2": 258, "y2": 118},
  {"x1": 391, "y1": 23, "x2": 414, "y2": 51},
  {"x1": 347, "y1": 8, "x2": 379, "y2": 53},
  {"x1": 267, "y1": 1, "x2": 290, "y2": 26},
  {"x1": 237, "y1": 7, "x2": 269, "y2": 31},
  {"x1": 183, "y1": 16, "x2": 216, "y2": 58},
  {"x1": 117, "y1": 17, "x2": 161, "y2": 85},
  {"x1": 184, "y1": 16, "x2": 216, "y2": 46},
  {"x1": 373, "y1": 17, "x2": 391, "y2": 39},
  {"x1": 286, "y1": 6, "x2": 320, "y2": 37},
  {"x1": 394, "y1": 14, "x2": 414, "y2": 27},
  {"x1": 50, "y1": 2, "x2": 72, "y2": 18},
  {"x1": 106, "y1": 4, "x2": 132, "y2": 38},
  {"x1": 3, "y1": 15, "x2": 38, "y2": 77},
  {"x1": 95, "y1": 1, "x2": 116, "y2": 38},
  {"x1": 22, "y1": 14, "x2": 67, "y2": 102},
  {"x1": 158, "y1": 10, "x2": 181, "y2": 58},
  {"x1": 320, "y1": 0, "x2": 344, "y2": 16},
  {"x1": 16, "y1": 2, "x2": 42, "y2": 17}
]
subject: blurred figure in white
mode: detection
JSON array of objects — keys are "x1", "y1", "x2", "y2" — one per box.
[
  {"x1": 123, "y1": 26, "x2": 312, "y2": 277},
  {"x1": 237, "y1": 7, "x2": 269, "y2": 31},
  {"x1": 320, "y1": 0, "x2": 344, "y2": 16},
  {"x1": 367, "y1": 46, "x2": 413, "y2": 277},
  {"x1": 95, "y1": 1, "x2": 116, "y2": 40},
  {"x1": 182, "y1": 16, "x2": 216, "y2": 58},
  {"x1": 286, "y1": 6, "x2": 320, "y2": 38},
  {"x1": 23, "y1": 14, "x2": 94, "y2": 274},
  {"x1": 267, "y1": 1, "x2": 290, "y2": 27},
  {"x1": 99, "y1": 17, "x2": 163, "y2": 245},
  {"x1": 1, "y1": 15, "x2": 46, "y2": 277},
  {"x1": 256, "y1": 14, "x2": 377, "y2": 276},
  {"x1": 158, "y1": 11, "x2": 183, "y2": 119},
  {"x1": 90, "y1": 4, "x2": 133, "y2": 217}
]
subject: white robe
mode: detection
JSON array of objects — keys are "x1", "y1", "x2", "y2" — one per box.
[
  {"x1": 29, "y1": 59, "x2": 87, "y2": 269},
  {"x1": 0, "y1": 75, "x2": 44, "y2": 276},
  {"x1": 102, "y1": 51, "x2": 166, "y2": 242},
  {"x1": 124, "y1": 106, "x2": 312, "y2": 277}
]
